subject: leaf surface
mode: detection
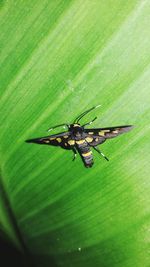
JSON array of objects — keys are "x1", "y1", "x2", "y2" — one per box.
[{"x1": 0, "y1": 1, "x2": 150, "y2": 266}]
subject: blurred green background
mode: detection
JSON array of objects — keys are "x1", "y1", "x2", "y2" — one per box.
[{"x1": 0, "y1": 1, "x2": 150, "y2": 266}]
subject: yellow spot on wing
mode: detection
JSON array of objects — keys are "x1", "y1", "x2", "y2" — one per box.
[
  {"x1": 112, "y1": 130, "x2": 118, "y2": 134},
  {"x1": 50, "y1": 137, "x2": 55, "y2": 140},
  {"x1": 95, "y1": 138, "x2": 99, "y2": 141},
  {"x1": 88, "y1": 132, "x2": 94, "y2": 134},
  {"x1": 64, "y1": 135, "x2": 68, "y2": 139},
  {"x1": 64, "y1": 143, "x2": 68, "y2": 146},
  {"x1": 45, "y1": 140, "x2": 50, "y2": 143},
  {"x1": 68, "y1": 140, "x2": 75, "y2": 145},
  {"x1": 56, "y1": 138, "x2": 61, "y2": 143},
  {"x1": 99, "y1": 131, "x2": 105, "y2": 136},
  {"x1": 74, "y1": 124, "x2": 80, "y2": 127},
  {"x1": 99, "y1": 130, "x2": 110, "y2": 136},
  {"x1": 82, "y1": 151, "x2": 92, "y2": 157},
  {"x1": 76, "y1": 140, "x2": 85, "y2": 144},
  {"x1": 85, "y1": 137, "x2": 93, "y2": 142}
]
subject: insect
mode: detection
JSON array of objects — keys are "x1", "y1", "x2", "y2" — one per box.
[{"x1": 26, "y1": 105, "x2": 133, "y2": 168}]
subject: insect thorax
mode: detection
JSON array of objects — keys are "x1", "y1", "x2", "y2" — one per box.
[{"x1": 69, "y1": 124, "x2": 84, "y2": 138}]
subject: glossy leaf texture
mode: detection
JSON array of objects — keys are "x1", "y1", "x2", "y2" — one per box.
[{"x1": 0, "y1": 1, "x2": 150, "y2": 266}]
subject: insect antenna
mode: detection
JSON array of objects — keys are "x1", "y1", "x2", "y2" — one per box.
[
  {"x1": 82, "y1": 116, "x2": 97, "y2": 127},
  {"x1": 74, "y1": 104, "x2": 101, "y2": 123},
  {"x1": 47, "y1": 123, "x2": 69, "y2": 132}
]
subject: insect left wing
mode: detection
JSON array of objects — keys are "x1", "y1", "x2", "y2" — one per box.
[
  {"x1": 26, "y1": 132, "x2": 73, "y2": 150},
  {"x1": 84, "y1": 125, "x2": 133, "y2": 146}
]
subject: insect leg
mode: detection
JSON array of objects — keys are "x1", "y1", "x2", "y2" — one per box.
[
  {"x1": 82, "y1": 116, "x2": 97, "y2": 127},
  {"x1": 93, "y1": 146, "x2": 109, "y2": 161},
  {"x1": 72, "y1": 148, "x2": 77, "y2": 161},
  {"x1": 47, "y1": 123, "x2": 69, "y2": 132}
]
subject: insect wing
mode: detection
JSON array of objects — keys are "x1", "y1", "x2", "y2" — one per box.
[
  {"x1": 84, "y1": 125, "x2": 133, "y2": 146},
  {"x1": 26, "y1": 132, "x2": 72, "y2": 150}
]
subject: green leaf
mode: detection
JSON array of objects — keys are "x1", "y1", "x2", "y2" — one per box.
[{"x1": 0, "y1": 1, "x2": 150, "y2": 266}]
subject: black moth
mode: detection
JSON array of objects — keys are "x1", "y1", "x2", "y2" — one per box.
[{"x1": 26, "y1": 105, "x2": 133, "y2": 168}]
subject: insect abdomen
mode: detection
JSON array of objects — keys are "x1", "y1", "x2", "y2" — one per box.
[{"x1": 76, "y1": 141, "x2": 93, "y2": 168}]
